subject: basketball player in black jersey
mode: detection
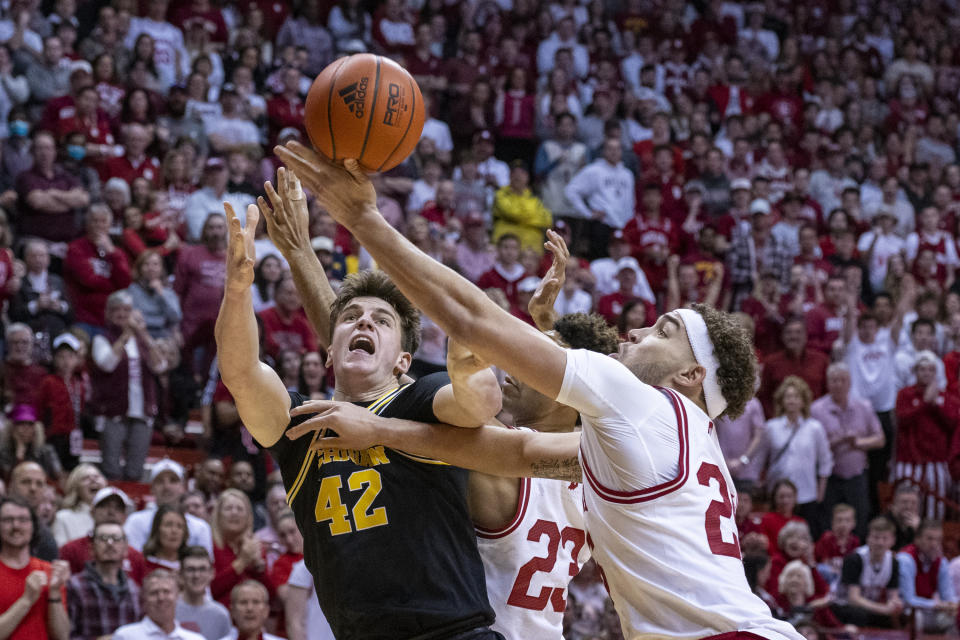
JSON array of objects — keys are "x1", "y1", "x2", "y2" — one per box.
[{"x1": 214, "y1": 173, "x2": 504, "y2": 640}]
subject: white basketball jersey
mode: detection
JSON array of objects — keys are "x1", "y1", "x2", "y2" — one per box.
[
  {"x1": 476, "y1": 476, "x2": 590, "y2": 640},
  {"x1": 557, "y1": 349, "x2": 804, "y2": 640}
]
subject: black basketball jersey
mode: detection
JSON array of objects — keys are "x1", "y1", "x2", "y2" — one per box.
[{"x1": 269, "y1": 373, "x2": 494, "y2": 640}]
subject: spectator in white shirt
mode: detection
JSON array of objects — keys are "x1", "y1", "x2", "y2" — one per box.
[
  {"x1": 762, "y1": 376, "x2": 834, "y2": 536},
  {"x1": 124, "y1": 460, "x2": 214, "y2": 557},
  {"x1": 218, "y1": 580, "x2": 282, "y2": 640},
  {"x1": 184, "y1": 158, "x2": 255, "y2": 243},
  {"x1": 113, "y1": 569, "x2": 206, "y2": 640},
  {"x1": 536, "y1": 15, "x2": 589, "y2": 78},
  {"x1": 204, "y1": 84, "x2": 261, "y2": 154},
  {"x1": 284, "y1": 559, "x2": 335, "y2": 640},
  {"x1": 564, "y1": 137, "x2": 635, "y2": 259},
  {"x1": 858, "y1": 210, "x2": 906, "y2": 292}
]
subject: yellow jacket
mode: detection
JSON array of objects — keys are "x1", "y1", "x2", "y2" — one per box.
[{"x1": 492, "y1": 186, "x2": 553, "y2": 252}]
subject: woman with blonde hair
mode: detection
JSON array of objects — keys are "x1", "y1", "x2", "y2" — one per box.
[
  {"x1": 51, "y1": 463, "x2": 106, "y2": 545},
  {"x1": 763, "y1": 376, "x2": 833, "y2": 537},
  {"x1": 774, "y1": 559, "x2": 846, "y2": 628},
  {"x1": 210, "y1": 488, "x2": 272, "y2": 606}
]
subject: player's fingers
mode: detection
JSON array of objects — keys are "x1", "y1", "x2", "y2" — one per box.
[
  {"x1": 256, "y1": 196, "x2": 275, "y2": 227},
  {"x1": 223, "y1": 201, "x2": 237, "y2": 224},
  {"x1": 264, "y1": 179, "x2": 284, "y2": 214},
  {"x1": 285, "y1": 412, "x2": 335, "y2": 441},
  {"x1": 245, "y1": 204, "x2": 259, "y2": 234},
  {"x1": 342, "y1": 158, "x2": 365, "y2": 182},
  {"x1": 289, "y1": 399, "x2": 338, "y2": 416},
  {"x1": 312, "y1": 435, "x2": 352, "y2": 452}
]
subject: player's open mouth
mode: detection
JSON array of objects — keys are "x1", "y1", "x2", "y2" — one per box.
[{"x1": 349, "y1": 336, "x2": 375, "y2": 354}]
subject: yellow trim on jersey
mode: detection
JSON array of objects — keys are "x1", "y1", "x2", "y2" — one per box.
[
  {"x1": 286, "y1": 430, "x2": 321, "y2": 505},
  {"x1": 286, "y1": 385, "x2": 407, "y2": 505},
  {"x1": 393, "y1": 450, "x2": 451, "y2": 466}
]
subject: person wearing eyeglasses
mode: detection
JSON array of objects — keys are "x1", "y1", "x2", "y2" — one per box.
[
  {"x1": 66, "y1": 520, "x2": 141, "y2": 639},
  {"x1": 0, "y1": 495, "x2": 70, "y2": 640},
  {"x1": 176, "y1": 546, "x2": 232, "y2": 640}
]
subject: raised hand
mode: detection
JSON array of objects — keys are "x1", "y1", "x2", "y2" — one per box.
[
  {"x1": 48, "y1": 560, "x2": 70, "y2": 592},
  {"x1": 273, "y1": 142, "x2": 377, "y2": 226},
  {"x1": 529, "y1": 229, "x2": 570, "y2": 331},
  {"x1": 259, "y1": 167, "x2": 311, "y2": 258},
  {"x1": 22, "y1": 569, "x2": 47, "y2": 604},
  {"x1": 224, "y1": 202, "x2": 259, "y2": 294}
]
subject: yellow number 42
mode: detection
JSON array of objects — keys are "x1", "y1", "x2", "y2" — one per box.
[{"x1": 314, "y1": 469, "x2": 389, "y2": 535}]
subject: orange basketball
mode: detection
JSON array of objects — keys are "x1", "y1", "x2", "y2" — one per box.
[{"x1": 304, "y1": 53, "x2": 425, "y2": 173}]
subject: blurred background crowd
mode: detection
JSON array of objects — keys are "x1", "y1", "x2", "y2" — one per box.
[{"x1": 2, "y1": 0, "x2": 960, "y2": 638}]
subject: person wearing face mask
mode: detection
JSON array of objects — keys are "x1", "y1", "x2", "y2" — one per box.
[
  {"x1": 59, "y1": 130, "x2": 100, "y2": 202},
  {"x1": 2, "y1": 106, "x2": 33, "y2": 185}
]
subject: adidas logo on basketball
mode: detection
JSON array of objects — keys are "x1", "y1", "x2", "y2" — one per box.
[{"x1": 339, "y1": 78, "x2": 369, "y2": 119}]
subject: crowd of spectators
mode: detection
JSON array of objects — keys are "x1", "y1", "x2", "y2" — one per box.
[{"x1": 2, "y1": 0, "x2": 960, "y2": 637}]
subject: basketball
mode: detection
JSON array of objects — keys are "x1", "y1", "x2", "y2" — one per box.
[{"x1": 304, "y1": 53, "x2": 425, "y2": 174}]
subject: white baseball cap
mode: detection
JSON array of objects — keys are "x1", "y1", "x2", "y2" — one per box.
[
  {"x1": 93, "y1": 486, "x2": 134, "y2": 510},
  {"x1": 150, "y1": 459, "x2": 185, "y2": 483}
]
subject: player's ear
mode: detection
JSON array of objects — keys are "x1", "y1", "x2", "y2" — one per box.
[
  {"x1": 394, "y1": 351, "x2": 412, "y2": 376},
  {"x1": 672, "y1": 363, "x2": 706, "y2": 391}
]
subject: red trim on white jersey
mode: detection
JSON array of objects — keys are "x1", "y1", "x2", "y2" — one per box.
[
  {"x1": 580, "y1": 387, "x2": 690, "y2": 504},
  {"x1": 476, "y1": 477, "x2": 532, "y2": 539}
]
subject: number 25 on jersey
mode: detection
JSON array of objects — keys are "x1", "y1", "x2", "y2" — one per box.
[{"x1": 698, "y1": 462, "x2": 741, "y2": 559}]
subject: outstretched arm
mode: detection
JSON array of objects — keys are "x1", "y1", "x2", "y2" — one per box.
[
  {"x1": 276, "y1": 143, "x2": 568, "y2": 400},
  {"x1": 214, "y1": 202, "x2": 291, "y2": 447},
  {"x1": 286, "y1": 399, "x2": 582, "y2": 482},
  {"x1": 259, "y1": 168, "x2": 337, "y2": 349}
]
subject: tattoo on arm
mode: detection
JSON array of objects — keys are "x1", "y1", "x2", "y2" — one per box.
[{"x1": 530, "y1": 457, "x2": 583, "y2": 483}]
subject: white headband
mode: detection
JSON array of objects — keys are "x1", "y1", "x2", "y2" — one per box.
[{"x1": 675, "y1": 308, "x2": 727, "y2": 420}]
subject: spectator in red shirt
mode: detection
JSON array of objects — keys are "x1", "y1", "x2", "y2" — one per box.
[
  {"x1": 805, "y1": 275, "x2": 848, "y2": 356},
  {"x1": 258, "y1": 274, "x2": 317, "y2": 359},
  {"x1": 759, "y1": 479, "x2": 806, "y2": 558},
  {"x1": 172, "y1": 0, "x2": 229, "y2": 46},
  {"x1": 894, "y1": 351, "x2": 960, "y2": 520},
  {"x1": 174, "y1": 212, "x2": 227, "y2": 375},
  {"x1": 15, "y1": 130, "x2": 90, "y2": 244},
  {"x1": 210, "y1": 489, "x2": 272, "y2": 608},
  {"x1": 100, "y1": 123, "x2": 161, "y2": 187},
  {"x1": 813, "y1": 504, "x2": 860, "y2": 587},
  {"x1": 268, "y1": 511, "x2": 303, "y2": 594},
  {"x1": 35, "y1": 333, "x2": 84, "y2": 468},
  {"x1": 266, "y1": 67, "x2": 305, "y2": 145},
  {"x1": 477, "y1": 234, "x2": 526, "y2": 306},
  {"x1": 55, "y1": 85, "x2": 114, "y2": 159},
  {"x1": 0, "y1": 496, "x2": 70, "y2": 640},
  {"x1": 597, "y1": 257, "x2": 656, "y2": 328},
  {"x1": 0, "y1": 324, "x2": 47, "y2": 409},
  {"x1": 406, "y1": 23, "x2": 447, "y2": 95},
  {"x1": 757, "y1": 316, "x2": 830, "y2": 416},
  {"x1": 371, "y1": 0, "x2": 416, "y2": 56},
  {"x1": 64, "y1": 204, "x2": 132, "y2": 334}
]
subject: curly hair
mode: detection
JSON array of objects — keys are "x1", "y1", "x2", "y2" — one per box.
[
  {"x1": 690, "y1": 303, "x2": 757, "y2": 420},
  {"x1": 329, "y1": 270, "x2": 421, "y2": 355},
  {"x1": 553, "y1": 313, "x2": 620, "y2": 355}
]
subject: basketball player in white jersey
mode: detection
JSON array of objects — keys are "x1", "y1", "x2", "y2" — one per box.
[
  {"x1": 256, "y1": 171, "x2": 601, "y2": 639},
  {"x1": 274, "y1": 145, "x2": 804, "y2": 640}
]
